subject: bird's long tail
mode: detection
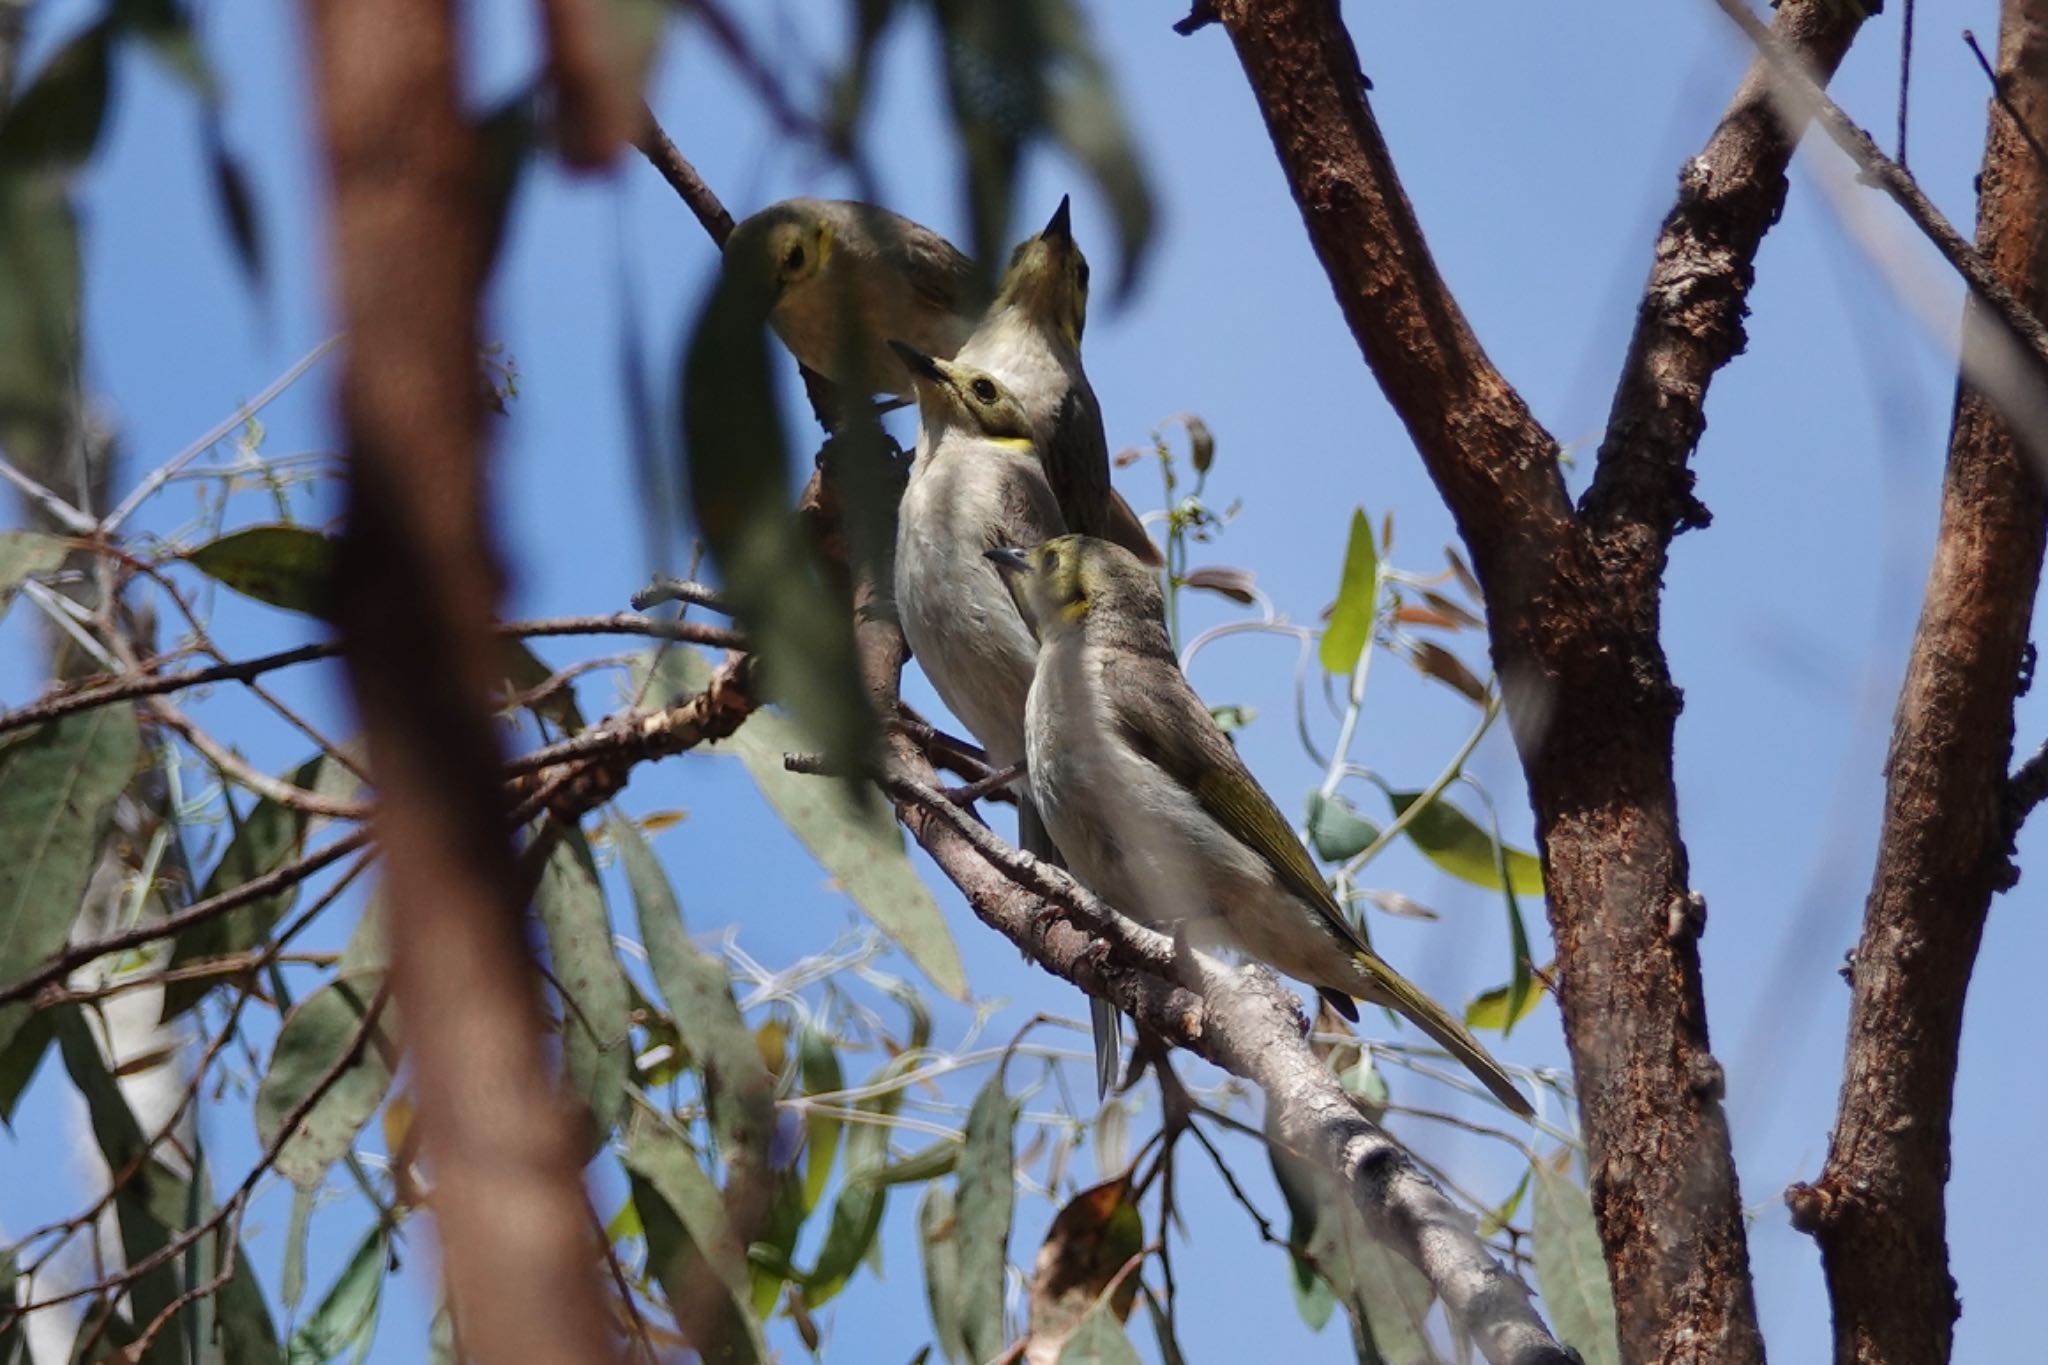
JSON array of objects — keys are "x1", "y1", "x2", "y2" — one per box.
[
  {"x1": 1349, "y1": 958, "x2": 1533, "y2": 1118},
  {"x1": 1019, "y1": 795, "x2": 1122, "y2": 1098}
]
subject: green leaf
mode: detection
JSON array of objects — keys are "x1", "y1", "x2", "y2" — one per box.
[
  {"x1": 871, "y1": 1138, "x2": 960, "y2": 1187},
  {"x1": 0, "y1": 531, "x2": 66, "y2": 620},
  {"x1": 611, "y1": 813, "x2": 773, "y2": 1168},
  {"x1": 918, "y1": 1184, "x2": 970, "y2": 1365},
  {"x1": 206, "y1": 128, "x2": 264, "y2": 290},
  {"x1": 499, "y1": 638, "x2": 586, "y2": 732},
  {"x1": 0, "y1": 22, "x2": 113, "y2": 172},
  {"x1": 285, "y1": 1225, "x2": 386, "y2": 1365},
  {"x1": 0, "y1": 1006, "x2": 53, "y2": 1125},
  {"x1": 0, "y1": 705, "x2": 139, "y2": 1055},
  {"x1": 1531, "y1": 1158, "x2": 1618, "y2": 1365},
  {"x1": 1288, "y1": 1250, "x2": 1335, "y2": 1332},
  {"x1": 0, "y1": 170, "x2": 80, "y2": 462},
  {"x1": 797, "y1": 1023, "x2": 843, "y2": 1214},
  {"x1": 54, "y1": 1009, "x2": 185, "y2": 1365},
  {"x1": 282, "y1": 1186, "x2": 316, "y2": 1314},
  {"x1": 163, "y1": 762, "x2": 320, "y2": 1019},
  {"x1": 114, "y1": 0, "x2": 219, "y2": 100},
  {"x1": 533, "y1": 826, "x2": 631, "y2": 1141},
  {"x1": 1057, "y1": 1303, "x2": 1142, "y2": 1365},
  {"x1": 1385, "y1": 789, "x2": 1544, "y2": 896},
  {"x1": 1478, "y1": 1167, "x2": 1532, "y2": 1239},
  {"x1": 253, "y1": 973, "x2": 397, "y2": 1188},
  {"x1": 802, "y1": 1054, "x2": 915, "y2": 1308},
  {"x1": 184, "y1": 524, "x2": 337, "y2": 617},
  {"x1": 678, "y1": 252, "x2": 878, "y2": 782},
  {"x1": 623, "y1": 1107, "x2": 765, "y2": 1364},
  {"x1": 1319, "y1": 508, "x2": 1380, "y2": 675},
  {"x1": 1465, "y1": 978, "x2": 1547, "y2": 1032},
  {"x1": 955, "y1": 1073, "x2": 1015, "y2": 1364},
  {"x1": 1304, "y1": 790, "x2": 1380, "y2": 863},
  {"x1": 657, "y1": 650, "x2": 966, "y2": 999}
]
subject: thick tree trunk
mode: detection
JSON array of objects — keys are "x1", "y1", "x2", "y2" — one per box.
[
  {"x1": 1200, "y1": 1, "x2": 1872, "y2": 1358},
  {"x1": 1788, "y1": 4, "x2": 2048, "y2": 1361}
]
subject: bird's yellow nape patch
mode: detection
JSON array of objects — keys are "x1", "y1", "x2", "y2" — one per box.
[
  {"x1": 1058, "y1": 592, "x2": 1091, "y2": 623},
  {"x1": 987, "y1": 435, "x2": 1035, "y2": 450}
]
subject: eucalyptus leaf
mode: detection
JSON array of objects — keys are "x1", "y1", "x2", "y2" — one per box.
[
  {"x1": 1320, "y1": 508, "x2": 1379, "y2": 675},
  {"x1": 610, "y1": 813, "x2": 773, "y2": 1166},
  {"x1": 0, "y1": 1007, "x2": 53, "y2": 1125},
  {"x1": 955, "y1": 1073, "x2": 1015, "y2": 1364},
  {"x1": 0, "y1": 705, "x2": 139, "y2": 1055},
  {"x1": 918, "y1": 1184, "x2": 970, "y2": 1365},
  {"x1": 0, "y1": 531, "x2": 66, "y2": 620},
  {"x1": 678, "y1": 252, "x2": 877, "y2": 782},
  {"x1": 655, "y1": 651, "x2": 966, "y2": 999},
  {"x1": 797, "y1": 1023, "x2": 844, "y2": 1214},
  {"x1": 1385, "y1": 789, "x2": 1544, "y2": 896},
  {"x1": 162, "y1": 759, "x2": 323, "y2": 1020},
  {"x1": 1304, "y1": 790, "x2": 1380, "y2": 863},
  {"x1": 282, "y1": 1186, "x2": 316, "y2": 1314},
  {"x1": 1465, "y1": 978, "x2": 1548, "y2": 1032},
  {"x1": 285, "y1": 1226, "x2": 385, "y2": 1365},
  {"x1": 0, "y1": 22, "x2": 113, "y2": 172},
  {"x1": 533, "y1": 826, "x2": 630, "y2": 1139},
  {"x1": 802, "y1": 1055, "x2": 915, "y2": 1308},
  {"x1": 1531, "y1": 1159, "x2": 1619, "y2": 1365},
  {"x1": 184, "y1": 523, "x2": 337, "y2": 617},
  {"x1": 1056, "y1": 1303, "x2": 1142, "y2": 1365},
  {"x1": 253, "y1": 974, "x2": 396, "y2": 1189},
  {"x1": 623, "y1": 1107, "x2": 765, "y2": 1364},
  {"x1": 0, "y1": 170, "x2": 81, "y2": 460}
]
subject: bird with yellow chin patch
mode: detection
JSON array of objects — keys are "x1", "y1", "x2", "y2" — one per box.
[
  {"x1": 989, "y1": 534, "x2": 1534, "y2": 1118},
  {"x1": 723, "y1": 198, "x2": 989, "y2": 399},
  {"x1": 957, "y1": 198, "x2": 1162, "y2": 567}
]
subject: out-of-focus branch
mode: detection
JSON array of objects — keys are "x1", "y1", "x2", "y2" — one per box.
[
  {"x1": 303, "y1": 4, "x2": 618, "y2": 1365},
  {"x1": 633, "y1": 106, "x2": 735, "y2": 244},
  {"x1": 537, "y1": 0, "x2": 637, "y2": 168},
  {"x1": 1788, "y1": 4, "x2": 2048, "y2": 1360}
]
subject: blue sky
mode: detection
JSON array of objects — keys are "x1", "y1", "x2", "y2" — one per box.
[{"x1": 4, "y1": 1, "x2": 2045, "y2": 1361}]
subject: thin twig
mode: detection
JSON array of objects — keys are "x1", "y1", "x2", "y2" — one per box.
[
  {"x1": 1714, "y1": 0, "x2": 2048, "y2": 383},
  {"x1": 632, "y1": 104, "x2": 735, "y2": 244},
  {"x1": 628, "y1": 577, "x2": 729, "y2": 613},
  {"x1": 1964, "y1": 28, "x2": 2048, "y2": 180},
  {"x1": 0, "y1": 453, "x2": 95, "y2": 532},
  {"x1": 148, "y1": 700, "x2": 370, "y2": 819},
  {"x1": 102, "y1": 337, "x2": 343, "y2": 533},
  {"x1": 0, "y1": 830, "x2": 373, "y2": 1010},
  {"x1": 1895, "y1": 0, "x2": 1914, "y2": 168}
]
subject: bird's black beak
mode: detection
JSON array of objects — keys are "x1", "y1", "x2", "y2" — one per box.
[
  {"x1": 1041, "y1": 194, "x2": 1073, "y2": 245},
  {"x1": 886, "y1": 339, "x2": 944, "y2": 382},
  {"x1": 984, "y1": 546, "x2": 1031, "y2": 576}
]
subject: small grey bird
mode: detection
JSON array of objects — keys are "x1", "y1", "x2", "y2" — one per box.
[
  {"x1": 723, "y1": 198, "x2": 990, "y2": 399},
  {"x1": 957, "y1": 198, "x2": 1162, "y2": 567},
  {"x1": 889, "y1": 342, "x2": 1122, "y2": 1096},
  {"x1": 990, "y1": 536, "x2": 1533, "y2": 1118}
]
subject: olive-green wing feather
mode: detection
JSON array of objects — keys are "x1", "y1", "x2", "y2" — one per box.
[
  {"x1": 1105, "y1": 651, "x2": 1532, "y2": 1118},
  {"x1": 1102, "y1": 651, "x2": 1368, "y2": 955}
]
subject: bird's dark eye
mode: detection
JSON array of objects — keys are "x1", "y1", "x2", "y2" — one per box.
[
  {"x1": 1075, "y1": 259, "x2": 1090, "y2": 290},
  {"x1": 783, "y1": 243, "x2": 806, "y2": 273},
  {"x1": 971, "y1": 378, "x2": 998, "y2": 404}
]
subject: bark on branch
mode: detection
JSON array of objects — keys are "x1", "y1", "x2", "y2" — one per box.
[
  {"x1": 304, "y1": 2, "x2": 619, "y2": 1362},
  {"x1": 1787, "y1": 5, "x2": 2048, "y2": 1361},
  {"x1": 1192, "y1": 1, "x2": 1870, "y2": 1358}
]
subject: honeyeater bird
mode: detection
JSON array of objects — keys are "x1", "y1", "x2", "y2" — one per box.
[
  {"x1": 888, "y1": 342, "x2": 1123, "y2": 1097},
  {"x1": 987, "y1": 535, "x2": 1533, "y2": 1118},
  {"x1": 956, "y1": 197, "x2": 1162, "y2": 567},
  {"x1": 723, "y1": 198, "x2": 989, "y2": 399}
]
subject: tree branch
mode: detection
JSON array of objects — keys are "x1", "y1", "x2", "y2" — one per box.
[
  {"x1": 1787, "y1": 4, "x2": 2048, "y2": 1360},
  {"x1": 304, "y1": 3, "x2": 620, "y2": 1364},
  {"x1": 1190, "y1": 2, "x2": 1888, "y2": 1357},
  {"x1": 1582, "y1": 0, "x2": 1872, "y2": 557}
]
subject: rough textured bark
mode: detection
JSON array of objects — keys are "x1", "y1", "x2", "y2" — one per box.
[
  {"x1": 1787, "y1": 4, "x2": 2048, "y2": 1361},
  {"x1": 1198, "y1": 1, "x2": 1868, "y2": 1359},
  {"x1": 303, "y1": 3, "x2": 619, "y2": 1364}
]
